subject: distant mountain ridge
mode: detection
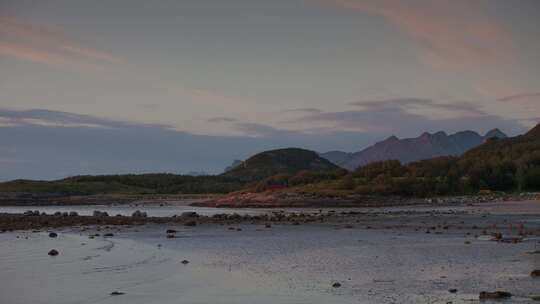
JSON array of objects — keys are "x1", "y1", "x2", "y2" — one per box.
[{"x1": 321, "y1": 129, "x2": 507, "y2": 170}]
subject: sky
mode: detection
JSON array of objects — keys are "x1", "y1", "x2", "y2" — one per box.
[{"x1": 1, "y1": 0, "x2": 539, "y2": 180}]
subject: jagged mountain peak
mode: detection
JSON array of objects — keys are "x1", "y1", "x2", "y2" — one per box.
[{"x1": 485, "y1": 128, "x2": 507, "y2": 139}]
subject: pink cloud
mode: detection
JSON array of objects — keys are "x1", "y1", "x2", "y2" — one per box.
[
  {"x1": 319, "y1": 0, "x2": 515, "y2": 69},
  {"x1": 0, "y1": 16, "x2": 122, "y2": 69}
]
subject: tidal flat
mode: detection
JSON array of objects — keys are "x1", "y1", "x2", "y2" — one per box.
[{"x1": 0, "y1": 201, "x2": 539, "y2": 304}]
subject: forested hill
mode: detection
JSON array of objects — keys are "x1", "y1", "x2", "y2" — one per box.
[{"x1": 222, "y1": 148, "x2": 340, "y2": 182}]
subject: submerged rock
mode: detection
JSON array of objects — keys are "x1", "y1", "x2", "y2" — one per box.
[
  {"x1": 332, "y1": 282, "x2": 341, "y2": 288},
  {"x1": 479, "y1": 291, "x2": 512, "y2": 300},
  {"x1": 48, "y1": 249, "x2": 59, "y2": 256},
  {"x1": 110, "y1": 291, "x2": 125, "y2": 296},
  {"x1": 181, "y1": 260, "x2": 189, "y2": 265},
  {"x1": 166, "y1": 229, "x2": 177, "y2": 234},
  {"x1": 48, "y1": 232, "x2": 58, "y2": 238}
]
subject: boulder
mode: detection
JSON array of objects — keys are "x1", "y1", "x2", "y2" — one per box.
[
  {"x1": 332, "y1": 282, "x2": 341, "y2": 288},
  {"x1": 48, "y1": 249, "x2": 59, "y2": 256},
  {"x1": 132, "y1": 210, "x2": 147, "y2": 218},
  {"x1": 48, "y1": 232, "x2": 58, "y2": 238},
  {"x1": 93, "y1": 211, "x2": 109, "y2": 217}
]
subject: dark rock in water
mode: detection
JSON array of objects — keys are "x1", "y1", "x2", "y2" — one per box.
[
  {"x1": 110, "y1": 291, "x2": 125, "y2": 296},
  {"x1": 479, "y1": 291, "x2": 512, "y2": 299},
  {"x1": 24, "y1": 210, "x2": 40, "y2": 216},
  {"x1": 103, "y1": 233, "x2": 114, "y2": 237},
  {"x1": 54, "y1": 212, "x2": 62, "y2": 216},
  {"x1": 184, "y1": 221, "x2": 197, "y2": 227},
  {"x1": 166, "y1": 234, "x2": 175, "y2": 239},
  {"x1": 48, "y1": 232, "x2": 58, "y2": 238},
  {"x1": 332, "y1": 282, "x2": 341, "y2": 288},
  {"x1": 132, "y1": 210, "x2": 147, "y2": 218},
  {"x1": 531, "y1": 269, "x2": 540, "y2": 277},
  {"x1": 448, "y1": 289, "x2": 458, "y2": 293},
  {"x1": 166, "y1": 229, "x2": 177, "y2": 234},
  {"x1": 93, "y1": 211, "x2": 109, "y2": 217},
  {"x1": 180, "y1": 212, "x2": 199, "y2": 218},
  {"x1": 48, "y1": 249, "x2": 59, "y2": 256},
  {"x1": 181, "y1": 260, "x2": 189, "y2": 265},
  {"x1": 69, "y1": 211, "x2": 78, "y2": 217}
]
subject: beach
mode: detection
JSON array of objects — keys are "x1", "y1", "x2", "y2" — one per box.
[{"x1": 1, "y1": 200, "x2": 539, "y2": 303}]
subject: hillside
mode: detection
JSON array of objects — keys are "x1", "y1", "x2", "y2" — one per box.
[
  {"x1": 0, "y1": 174, "x2": 245, "y2": 195},
  {"x1": 321, "y1": 129, "x2": 507, "y2": 170},
  {"x1": 232, "y1": 124, "x2": 539, "y2": 198},
  {"x1": 222, "y1": 148, "x2": 340, "y2": 182}
]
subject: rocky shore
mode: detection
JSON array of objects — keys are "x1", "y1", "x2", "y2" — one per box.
[
  {"x1": 192, "y1": 191, "x2": 540, "y2": 208},
  {"x1": 2, "y1": 201, "x2": 540, "y2": 237}
]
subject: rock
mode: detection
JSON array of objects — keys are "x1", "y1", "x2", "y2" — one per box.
[
  {"x1": 69, "y1": 211, "x2": 78, "y2": 216},
  {"x1": 184, "y1": 221, "x2": 197, "y2": 227},
  {"x1": 530, "y1": 295, "x2": 540, "y2": 301},
  {"x1": 93, "y1": 211, "x2": 109, "y2": 217},
  {"x1": 103, "y1": 233, "x2": 114, "y2": 237},
  {"x1": 132, "y1": 210, "x2": 148, "y2": 217},
  {"x1": 166, "y1": 234, "x2": 175, "y2": 239},
  {"x1": 110, "y1": 291, "x2": 125, "y2": 296},
  {"x1": 479, "y1": 291, "x2": 512, "y2": 299},
  {"x1": 180, "y1": 212, "x2": 199, "y2": 218},
  {"x1": 332, "y1": 282, "x2": 341, "y2": 288},
  {"x1": 531, "y1": 269, "x2": 540, "y2": 277},
  {"x1": 48, "y1": 232, "x2": 58, "y2": 238},
  {"x1": 181, "y1": 260, "x2": 189, "y2": 265},
  {"x1": 166, "y1": 229, "x2": 177, "y2": 234},
  {"x1": 448, "y1": 289, "x2": 458, "y2": 293},
  {"x1": 48, "y1": 249, "x2": 59, "y2": 256}
]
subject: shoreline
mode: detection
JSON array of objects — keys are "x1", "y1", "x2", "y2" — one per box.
[{"x1": 2, "y1": 199, "x2": 539, "y2": 232}]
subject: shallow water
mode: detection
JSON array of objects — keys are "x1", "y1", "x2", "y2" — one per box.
[{"x1": 1, "y1": 222, "x2": 539, "y2": 304}]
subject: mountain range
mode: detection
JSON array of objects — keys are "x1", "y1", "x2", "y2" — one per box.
[{"x1": 320, "y1": 129, "x2": 507, "y2": 170}]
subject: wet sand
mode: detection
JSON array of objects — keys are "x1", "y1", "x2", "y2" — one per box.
[{"x1": 0, "y1": 200, "x2": 539, "y2": 303}]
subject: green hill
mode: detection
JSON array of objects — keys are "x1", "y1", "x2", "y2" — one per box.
[
  {"x1": 222, "y1": 148, "x2": 340, "y2": 182},
  {"x1": 0, "y1": 174, "x2": 245, "y2": 195}
]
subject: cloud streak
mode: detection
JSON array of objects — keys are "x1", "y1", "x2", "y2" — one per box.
[
  {"x1": 320, "y1": 0, "x2": 515, "y2": 68},
  {"x1": 0, "y1": 16, "x2": 122, "y2": 69},
  {"x1": 497, "y1": 92, "x2": 540, "y2": 102}
]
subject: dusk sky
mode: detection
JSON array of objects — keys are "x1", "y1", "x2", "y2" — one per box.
[{"x1": 1, "y1": 0, "x2": 539, "y2": 180}]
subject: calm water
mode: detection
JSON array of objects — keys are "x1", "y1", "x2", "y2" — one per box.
[{"x1": 1, "y1": 223, "x2": 539, "y2": 304}]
